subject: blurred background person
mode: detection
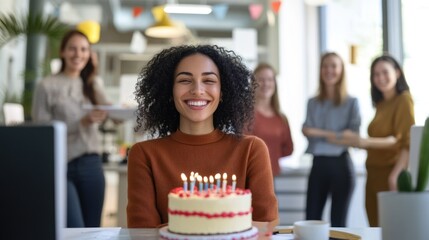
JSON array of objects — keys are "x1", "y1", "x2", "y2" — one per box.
[
  {"x1": 249, "y1": 63, "x2": 293, "y2": 177},
  {"x1": 302, "y1": 52, "x2": 361, "y2": 227},
  {"x1": 340, "y1": 54, "x2": 414, "y2": 226},
  {"x1": 32, "y1": 29, "x2": 110, "y2": 227}
]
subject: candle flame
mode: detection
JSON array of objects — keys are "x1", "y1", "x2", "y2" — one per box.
[
  {"x1": 232, "y1": 174, "x2": 236, "y2": 181},
  {"x1": 222, "y1": 173, "x2": 227, "y2": 180},
  {"x1": 204, "y1": 176, "x2": 208, "y2": 183},
  {"x1": 181, "y1": 173, "x2": 187, "y2": 181},
  {"x1": 190, "y1": 175, "x2": 195, "y2": 181},
  {"x1": 190, "y1": 171, "x2": 194, "y2": 177},
  {"x1": 197, "y1": 175, "x2": 202, "y2": 182},
  {"x1": 209, "y1": 175, "x2": 214, "y2": 183},
  {"x1": 215, "y1": 173, "x2": 221, "y2": 179}
]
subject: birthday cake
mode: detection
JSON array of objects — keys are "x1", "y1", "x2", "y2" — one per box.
[{"x1": 165, "y1": 173, "x2": 254, "y2": 236}]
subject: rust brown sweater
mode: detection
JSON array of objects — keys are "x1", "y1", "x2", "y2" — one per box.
[
  {"x1": 250, "y1": 111, "x2": 293, "y2": 176},
  {"x1": 127, "y1": 129, "x2": 278, "y2": 228}
]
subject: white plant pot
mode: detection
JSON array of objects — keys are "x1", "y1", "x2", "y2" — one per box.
[{"x1": 378, "y1": 191, "x2": 429, "y2": 240}]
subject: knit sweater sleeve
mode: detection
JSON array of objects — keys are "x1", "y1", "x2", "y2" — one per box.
[
  {"x1": 246, "y1": 136, "x2": 279, "y2": 221},
  {"x1": 93, "y1": 76, "x2": 110, "y2": 105},
  {"x1": 393, "y1": 92, "x2": 415, "y2": 150},
  {"x1": 127, "y1": 142, "x2": 162, "y2": 228},
  {"x1": 31, "y1": 80, "x2": 53, "y2": 122},
  {"x1": 347, "y1": 97, "x2": 361, "y2": 132}
]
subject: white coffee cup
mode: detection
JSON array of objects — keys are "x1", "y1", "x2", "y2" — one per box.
[{"x1": 293, "y1": 220, "x2": 330, "y2": 240}]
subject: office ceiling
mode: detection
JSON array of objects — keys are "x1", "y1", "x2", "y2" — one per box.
[{"x1": 56, "y1": 0, "x2": 268, "y2": 33}]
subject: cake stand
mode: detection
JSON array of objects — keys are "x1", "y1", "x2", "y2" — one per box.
[{"x1": 159, "y1": 226, "x2": 259, "y2": 240}]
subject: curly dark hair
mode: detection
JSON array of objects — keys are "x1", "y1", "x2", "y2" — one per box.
[
  {"x1": 134, "y1": 45, "x2": 256, "y2": 137},
  {"x1": 370, "y1": 54, "x2": 410, "y2": 106}
]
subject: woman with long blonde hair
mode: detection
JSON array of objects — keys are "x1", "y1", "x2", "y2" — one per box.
[{"x1": 302, "y1": 52, "x2": 361, "y2": 227}]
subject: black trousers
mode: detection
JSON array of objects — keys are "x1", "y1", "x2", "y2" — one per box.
[{"x1": 305, "y1": 151, "x2": 355, "y2": 227}]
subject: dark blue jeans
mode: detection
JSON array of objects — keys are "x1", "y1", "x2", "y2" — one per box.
[
  {"x1": 67, "y1": 154, "x2": 105, "y2": 227},
  {"x1": 305, "y1": 151, "x2": 355, "y2": 227}
]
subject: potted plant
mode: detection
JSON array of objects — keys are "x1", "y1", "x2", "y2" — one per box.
[
  {"x1": 0, "y1": 12, "x2": 69, "y2": 119},
  {"x1": 378, "y1": 117, "x2": 429, "y2": 240}
]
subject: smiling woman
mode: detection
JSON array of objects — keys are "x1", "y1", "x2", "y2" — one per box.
[
  {"x1": 173, "y1": 53, "x2": 221, "y2": 134},
  {"x1": 340, "y1": 54, "x2": 415, "y2": 227},
  {"x1": 31, "y1": 29, "x2": 111, "y2": 228},
  {"x1": 127, "y1": 45, "x2": 279, "y2": 235}
]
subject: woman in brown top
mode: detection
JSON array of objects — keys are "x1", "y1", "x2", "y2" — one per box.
[
  {"x1": 341, "y1": 55, "x2": 415, "y2": 226},
  {"x1": 32, "y1": 30, "x2": 109, "y2": 227},
  {"x1": 249, "y1": 63, "x2": 294, "y2": 177},
  {"x1": 127, "y1": 45, "x2": 278, "y2": 234}
]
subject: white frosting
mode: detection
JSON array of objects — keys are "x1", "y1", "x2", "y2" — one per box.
[{"x1": 168, "y1": 189, "x2": 252, "y2": 235}]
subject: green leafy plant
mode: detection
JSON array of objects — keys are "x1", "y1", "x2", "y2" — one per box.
[
  {"x1": 397, "y1": 117, "x2": 429, "y2": 192},
  {"x1": 0, "y1": 13, "x2": 68, "y2": 48},
  {"x1": 0, "y1": 12, "x2": 70, "y2": 118}
]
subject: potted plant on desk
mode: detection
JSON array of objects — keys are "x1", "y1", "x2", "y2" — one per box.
[{"x1": 378, "y1": 117, "x2": 429, "y2": 240}]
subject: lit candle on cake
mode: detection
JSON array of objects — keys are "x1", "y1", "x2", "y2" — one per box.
[
  {"x1": 204, "y1": 176, "x2": 208, "y2": 191},
  {"x1": 189, "y1": 175, "x2": 195, "y2": 194},
  {"x1": 215, "y1": 173, "x2": 221, "y2": 192},
  {"x1": 209, "y1": 175, "x2": 214, "y2": 190},
  {"x1": 197, "y1": 175, "x2": 203, "y2": 192},
  {"x1": 181, "y1": 173, "x2": 188, "y2": 192},
  {"x1": 222, "y1": 173, "x2": 227, "y2": 192},
  {"x1": 231, "y1": 174, "x2": 237, "y2": 192}
]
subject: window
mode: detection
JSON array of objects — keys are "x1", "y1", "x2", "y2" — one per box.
[{"x1": 402, "y1": 0, "x2": 429, "y2": 125}]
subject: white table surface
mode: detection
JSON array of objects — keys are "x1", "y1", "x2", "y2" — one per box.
[{"x1": 64, "y1": 227, "x2": 382, "y2": 240}]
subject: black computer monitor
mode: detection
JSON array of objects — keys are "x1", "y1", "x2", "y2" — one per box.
[{"x1": 0, "y1": 122, "x2": 66, "y2": 240}]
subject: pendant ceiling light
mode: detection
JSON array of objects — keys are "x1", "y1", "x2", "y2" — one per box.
[
  {"x1": 304, "y1": 0, "x2": 332, "y2": 6},
  {"x1": 144, "y1": 11, "x2": 187, "y2": 39},
  {"x1": 164, "y1": 4, "x2": 212, "y2": 14},
  {"x1": 76, "y1": 20, "x2": 101, "y2": 43}
]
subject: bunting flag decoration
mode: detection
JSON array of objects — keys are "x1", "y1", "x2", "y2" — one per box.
[
  {"x1": 132, "y1": 7, "x2": 144, "y2": 18},
  {"x1": 248, "y1": 3, "x2": 263, "y2": 20},
  {"x1": 213, "y1": 4, "x2": 229, "y2": 19},
  {"x1": 271, "y1": 0, "x2": 282, "y2": 14}
]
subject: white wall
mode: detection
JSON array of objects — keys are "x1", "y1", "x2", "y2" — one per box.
[
  {"x1": 278, "y1": 0, "x2": 311, "y2": 167},
  {"x1": 402, "y1": 1, "x2": 429, "y2": 125}
]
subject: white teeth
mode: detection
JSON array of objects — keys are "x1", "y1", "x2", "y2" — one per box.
[{"x1": 187, "y1": 100, "x2": 207, "y2": 106}]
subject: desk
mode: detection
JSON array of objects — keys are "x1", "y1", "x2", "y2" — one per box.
[{"x1": 64, "y1": 227, "x2": 382, "y2": 240}]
